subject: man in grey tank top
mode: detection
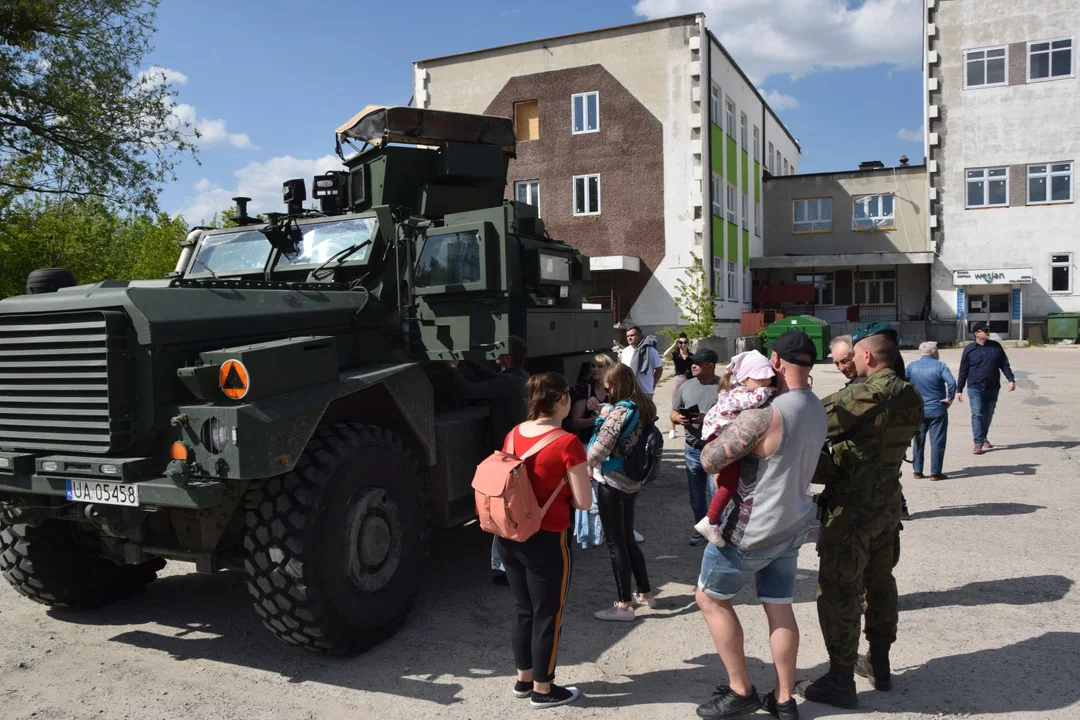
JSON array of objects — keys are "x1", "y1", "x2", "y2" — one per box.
[{"x1": 691, "y1": 331, "x2": 827, "y2": 720}]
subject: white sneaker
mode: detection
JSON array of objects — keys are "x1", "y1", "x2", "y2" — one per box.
[
  {"x1": 631, "y1": 592, "x2": 656, "y2": 609},
  {"x1": 694, "y1": 517, "x2": 726, "y2": 548},
  {"x1": 668, "y1": 429, "x2": 676, "y2": 440},
  {"x1": 633, "y1": 530, "x2": 645, "y2": 543},
  {"x1": 594, "y1": 603, "x2": 636, "y2": 622}
]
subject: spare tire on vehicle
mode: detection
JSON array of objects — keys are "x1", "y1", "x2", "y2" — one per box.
[{"x1": 26, "y1": 268, "x2": 77, "y2": 295}]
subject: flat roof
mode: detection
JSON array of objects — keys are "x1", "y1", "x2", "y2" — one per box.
[
  {"x1": 764, "y1": 163, "x2": 927, "y2": 182},
  {"x1": 414, "y1": 14, "x2": 801, "y2": 152},
  {"x1": 415, "y1": 14, "x2": 701, "y2": 65}
]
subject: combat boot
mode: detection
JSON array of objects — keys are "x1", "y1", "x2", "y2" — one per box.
[
  {"x1": 796, "y1": 663, "x2": 858, "y2": 709},
  {"x1": 854, "y1": 643, "x2": 892, "y2": 691}
]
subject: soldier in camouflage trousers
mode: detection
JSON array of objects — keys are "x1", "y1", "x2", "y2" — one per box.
[{"x1": 797, "y1": 322, "x2": 923, "y2": 709}]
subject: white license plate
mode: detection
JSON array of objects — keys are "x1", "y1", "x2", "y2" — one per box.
[{"x1": 65, "y1": 479, "x2": 139, "y2": 507}]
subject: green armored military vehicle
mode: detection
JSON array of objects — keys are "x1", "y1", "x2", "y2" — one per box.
[{"x1": 0, "y1": 106, "x2": 610, "y2": 653}]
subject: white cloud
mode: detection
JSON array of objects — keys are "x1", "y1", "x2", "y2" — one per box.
[
  {"x1": 897, "y1": 123, "x2": 924, "y2": 143},
  {"x1": 633, "y1": 0, "x2": 922, "y2": 82},
  {"x1": 138, "y1": 66, "x2": 257, "y2": 150},
  {"x1": 758, "y1": 88, "x2": 800, "y2": 110},
  {"x1": 177, "y1": 154, "x2": 345, "y2": 225}
]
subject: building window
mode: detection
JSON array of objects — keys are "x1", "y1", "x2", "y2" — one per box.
[
  {"x1": 515, "y1": 180, "x2": 540, "y2": 212},
  {"x1": 740, "y1": 112, "x2": 748, "y2": 151},
  {"x1": 857, "y1": 270, "x2": 896, "y2": 305},
  {"x1": 1028, "y1": 38, "x2": 1074, "y2": 82},
  {"x1": 1051, "y1": 253, "x2": 1073, "y2": 294},
  {"x1": 725, "y1": 98, "x2": 736, "y2": 138},
  {"x1": 782, "y1": 158, "x2": 789, "y2": 175},
  {"x1": 754, "y1": 201, "x2": 762, "y2": 237},
  {"x1": 726, "y1": 184, "x2": 737, "y2": 224},
  {"x1": 965, "y1": 167, "x2": 1009, "y2": 208},
  {"x1": 795, "y1": 272, "x2": 834, "y2": 305},
  {"x1": 964, "y1": 46, "x2": 1007, "y2": 88},
  {"x1": 572, "y1": 174, "x2": 600, "y2": 216},
  {"x1": 852, "y1": 193, "x2": 896, "y2": 230},
  {"x1": 513, "y1": 101, "x2": 539, "y2": 142},
  {"x1": 743, "y1": 266, "x2": 751, "y2": 304},
  {"x1": 710, "y1": 84, "x2": 722, "y2": 126},
  {"x1": 727, "y1": 261, "x2": 738, "y2": 301},
  {"x1": 741, "y1": 193, "x2": 749, "y2": 230},
  {"x1": 711, "y1": 173, "x2": 723, "y2": 217},
  {"x1": 753, "y1": 126, "x2": 760, "y2": 163},
  {"x1": 767, "y1": 142, "x2": 774, "y2": 170},
  {"x1": 793, "y1": 198, "x2": 833, "y2": 233},
  {"x1": 571, "y1": 92, "x2": 599, "y2": 134},
  {"x1": 712, "y1": 257, "x2": 723, "y2": 294},
  {"x1": 1028, "y1": 162, "x2": 1073, "y2": 204},
  {"x1": 775, "y1": 151, "x2": 781, "y2": 172}
]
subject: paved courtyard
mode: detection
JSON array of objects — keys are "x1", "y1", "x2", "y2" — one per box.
[{"x1": 0, "y1": 348, "x2": 1077, "y2": 719}]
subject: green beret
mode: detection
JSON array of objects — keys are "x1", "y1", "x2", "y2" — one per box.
[{"x1": 852, "y1": 321, "x2": 898, "y2": 346}]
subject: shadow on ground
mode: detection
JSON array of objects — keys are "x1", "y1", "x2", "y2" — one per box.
[
  {"x1": 910, "y1": 502, "x2": 1044, "y2": 520},
  {"x1": 899, "y1": 574, "x2": 1073, "y2": 610},
  {"x1": 945, "y1": 464, "x2": 1039, "y2": 479}
]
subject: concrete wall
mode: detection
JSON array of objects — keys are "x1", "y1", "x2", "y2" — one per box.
[
  {"x1": 415, "y1": 16, "x2": 703, "y2": 329},
  {"x1": 928, "y1": 0, "x2": 1080, "y2": 320},
  {"x1": 763, "y1": 166, "x2": 930, "y2": 256}
]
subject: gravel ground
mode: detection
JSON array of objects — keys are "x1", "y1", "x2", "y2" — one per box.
[{"x1": 0, "y1": 348, "x2": 1077, "y2": 720}]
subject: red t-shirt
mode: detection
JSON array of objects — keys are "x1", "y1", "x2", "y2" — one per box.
[{"x1": 504, "y1": 427, "x2": 587, "y2": 533}]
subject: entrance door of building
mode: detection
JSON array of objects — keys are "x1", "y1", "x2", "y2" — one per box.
[{"x1": 967, "y1": 293, "x2": 1010, "y2": 339}]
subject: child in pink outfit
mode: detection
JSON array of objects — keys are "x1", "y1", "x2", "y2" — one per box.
[{"x1": 694, "y1": 350, "x2": 777, "y2": 547}]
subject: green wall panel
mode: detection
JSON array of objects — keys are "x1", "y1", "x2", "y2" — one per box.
[
  {"x1": 711, "y1": 125, "x2": 724, "y2": 173},
  {"x1": 726, "y1": 137, "x2": 737, "y2": 185},
  {"x1": 712, "y1": 219, "x2": 725, "y2": 259},
  {"x1": 741, "y1": 151, "x2": 749, "y2": 192},
  {"x1": 754, "y1": 162, "x2": 761, "y2": 203},
  {"x1": 727, "y1": 222, "x2": 738, "y2": 263}
]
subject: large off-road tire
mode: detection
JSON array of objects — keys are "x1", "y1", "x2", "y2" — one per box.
[
  {"x1": 243, "y1": 423, "x2": 428, "y2": 654},
  {"x1": 0, "y1": 518, "x2": 166, "y2": 609}
]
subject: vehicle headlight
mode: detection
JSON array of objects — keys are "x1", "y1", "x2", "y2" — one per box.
[{"x1": 200, "y1": 418, "x2": 229, "y2": 454}]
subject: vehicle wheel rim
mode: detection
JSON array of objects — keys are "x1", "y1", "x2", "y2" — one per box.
[{"x1": 340, "y1": 488, "x2": 401, "y2": 593}]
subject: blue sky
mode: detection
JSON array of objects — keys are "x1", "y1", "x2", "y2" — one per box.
[{"x1": 148, "y1": 0, "x2": 925, "y2": 224}]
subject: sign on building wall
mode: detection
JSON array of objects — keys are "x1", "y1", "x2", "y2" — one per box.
[
  {"x1": 1012, "y1": 288, "x2": 1022, "y2": 321},
  {"x1": 956, "y1": 288, "x2": 966, "y2": 318},
  {"x1": 952, "y1": 268, "x2": 1034, "y2": 286}
]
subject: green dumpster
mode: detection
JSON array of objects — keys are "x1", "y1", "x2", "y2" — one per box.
[
  {"x1": 764, "y1": 315, "x2": 832, "y2": 363},
  {"x1": 1046, "y1": 312, "x2": 1080, "y2": 341}
]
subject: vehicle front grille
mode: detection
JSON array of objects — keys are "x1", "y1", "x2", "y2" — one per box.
[{"x1": 0, "y1": 311, "x2": 133, "y2": 455}]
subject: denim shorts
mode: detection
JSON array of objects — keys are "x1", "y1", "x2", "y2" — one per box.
[{"x1": 697, "y1": 524, "x2": 811, "y2": 604}]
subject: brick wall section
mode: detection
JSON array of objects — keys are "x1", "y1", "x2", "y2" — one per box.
[{"x1": 483, "y1": 64, "x2": 664, "y2": 313}]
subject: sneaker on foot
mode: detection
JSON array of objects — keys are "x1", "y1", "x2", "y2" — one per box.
[
  {"x1": 761, "y1": 691, "x2": 799, "y2": 720},
  {"x1": 973, "y1": 444, "x2": 983, "y2": 455},
  {"x1": 911, "y1": 472, "x2": 925, "y2": 479},
  {"x1": 930, "y1": 474, "x2": 947, "y2": 481},
  {"x1": 696, "y1": 685, "x2": 760, "y2": 719},
  {"x1": 513, "y1": 680, "x2": 533, "y2": 699},
  {"x1": 530, "y1": 684, "x2": 580, "y2": 709},
  {"x1": 633, "y1": 529, "x2": 645, "y2": 543},
  {"x1": 983, "y1": 440, "x2": 993, "y2": 449},
  {"x1": 689, "y1": 533, "x2": 707, "y2": 547},
  {"x1": 631, "y1": 592, "x2": 656, "y2": 609},
  {"x1": 694, "y1": 517, "x2": 726, "y2": 547},
  {"x1": 669, "y1": 429, "x2": 677, "y2": 440},
  {"x1": 796, "y1": 671, "x2": 858, "y2": 709},
  {"x1": 594, "y1": 603, "x2": 636, "y2": 622}
]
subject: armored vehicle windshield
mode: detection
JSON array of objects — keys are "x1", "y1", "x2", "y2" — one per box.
[{"x1": 188, "y1": 216, "x2": 377, "y2": 277}]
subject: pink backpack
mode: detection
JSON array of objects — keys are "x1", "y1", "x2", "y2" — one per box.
[{"x1": 472, "y1": 429, "x2": 569, "y2": 542}]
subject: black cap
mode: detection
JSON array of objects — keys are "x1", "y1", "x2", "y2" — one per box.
[
  {"x1": 971, "y1": 321, "x2": 990, "y2": 334},
  {"x1": 688, "y1": 349, "x2": 719, "y2": 365},
  {"x1": 771, "y1": 331, "x2": 817, "y2": 367}
]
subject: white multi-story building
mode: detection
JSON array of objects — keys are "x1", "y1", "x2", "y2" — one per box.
[
  {"x1": 413, "y1": 13, "x2": 800, "y2": 353},
  {"x1": 926, "y1": 0, "x2": 1079, "y2": 341}
]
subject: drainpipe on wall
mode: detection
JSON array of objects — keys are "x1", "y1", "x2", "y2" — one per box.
[{"x1": 704, "y1": 23, "x2": 714, "y2": 298}]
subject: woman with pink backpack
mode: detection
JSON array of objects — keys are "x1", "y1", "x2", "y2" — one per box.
[{"x1": 481, "y1": 372, "x2": 592, "y2": 709}]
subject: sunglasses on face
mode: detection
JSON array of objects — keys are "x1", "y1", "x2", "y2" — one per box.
[{"x1": 677, "y1": 341, "x2": 687, "y2": 345}]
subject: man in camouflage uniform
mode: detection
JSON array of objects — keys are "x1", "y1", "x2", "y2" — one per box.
[{"x1": 797, "y1": 322, "x2": 923, "y2": 708}]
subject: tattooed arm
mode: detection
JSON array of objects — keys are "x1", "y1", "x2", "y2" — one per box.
[{"x1": 700, "y1": 407, "x2": 775, "y2": 474}]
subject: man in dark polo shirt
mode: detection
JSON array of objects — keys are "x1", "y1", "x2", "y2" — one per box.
[{"x1": 670, "y1": 349, "x2": 722, "y2": 547}]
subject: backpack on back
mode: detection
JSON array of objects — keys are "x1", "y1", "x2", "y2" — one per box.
[
  {"x1": 616, "y1": 402, "x2": 664, "y2": 485},
  {"x1": 471, "y1": 429, "x2": 569, "y2": 542}
]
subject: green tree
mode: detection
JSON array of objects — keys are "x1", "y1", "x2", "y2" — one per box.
[
  {"x1": 662, "y1": 252, "x2": 719, "y2": 343},
  {"x1": 0, "y1": 197, "x2": 187, "y2": 297},
  {"x1": 0, "y1": 0, "x2": 197, "y2": 211}
]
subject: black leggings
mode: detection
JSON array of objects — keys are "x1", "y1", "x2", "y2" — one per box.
[
  {"x1": 495, "y1": 530, "x2": 573, "y2": 683},
  {"x1": 596, "y1": 483, "x2": 651, "y2": 603}
]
